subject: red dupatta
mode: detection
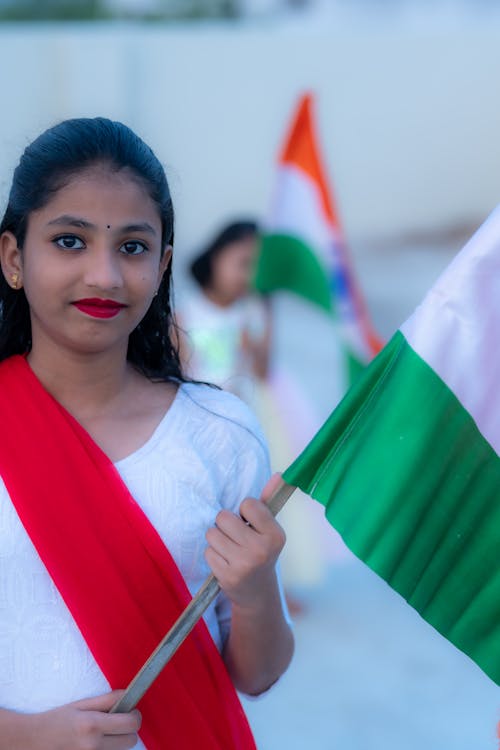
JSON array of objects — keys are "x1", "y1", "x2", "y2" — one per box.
[{"x1": 0, "y1": 355, "x2": 256, "y2": 750}]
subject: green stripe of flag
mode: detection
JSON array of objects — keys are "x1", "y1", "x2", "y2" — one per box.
[
  {"x1": 283, "y1": 330, "x2": 500, "y2": 684},
  {"x1": 254, "y1": 233, "x2": 332, "y2": 313},
  {"x1": 255, "y1": 233, "x2": 368, "y2": 386}
]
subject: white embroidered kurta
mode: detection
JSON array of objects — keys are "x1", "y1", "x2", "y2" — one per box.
[{"x1": 0, "y1": 383, "x2": 279, "y2": 746}]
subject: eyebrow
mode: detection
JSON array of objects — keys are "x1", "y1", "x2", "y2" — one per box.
[
  {"x1": 46, "y1": 215, "x2": 158, "y2": 236},
  {"x1": 121, "y1": 222, "x2": 158, "y2": 236},
  {"x1": 47, "y1": 215, "x2": 95, "y2": 229}
]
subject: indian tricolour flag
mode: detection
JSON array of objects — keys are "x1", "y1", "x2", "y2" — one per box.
[
  {"x1": 283, "y1": 205, "x2": 500, "y2": 684},
  {"x1": 254, "y1": 92, "x2": 382, "y2": 386}
]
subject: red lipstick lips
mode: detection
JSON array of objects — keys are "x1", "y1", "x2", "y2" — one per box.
[{"x1": 72, "y1": 298, "x2": 126, "y2": 319}]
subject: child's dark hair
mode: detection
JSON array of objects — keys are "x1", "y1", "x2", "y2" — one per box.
[
  {"x1": 0, "y1": 116, "x2": 185, "y2": 382},
  {"x1": 190, "y1": 220, "x2": 259, "y2": 290}
]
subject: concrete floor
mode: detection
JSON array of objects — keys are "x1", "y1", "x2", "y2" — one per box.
[{"x1": 241, "y1": 551, "x2": 499, "y2": 750}]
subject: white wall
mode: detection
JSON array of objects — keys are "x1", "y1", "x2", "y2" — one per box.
[{"x1": 1, "y1": 15, "x2": 500, "y2": 259}]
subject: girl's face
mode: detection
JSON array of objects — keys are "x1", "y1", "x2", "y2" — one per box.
[
  {"x1": 210, "y1": 236, "x2": 257, "y2": 304},
  {"x1": 3, "y1": 165, "x2": 170, "y2": 357}
]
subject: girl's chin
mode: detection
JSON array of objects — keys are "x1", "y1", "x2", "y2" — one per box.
[{"x1": 47, "y1": 334, "x2": 132, "y2": 358}]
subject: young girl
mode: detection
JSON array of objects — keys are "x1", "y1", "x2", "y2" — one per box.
[
  {"x1": 0, "y1": 118, "x2": 293, "y2": 750},
  {"x1": 177, "y1": 220, "x2": 271, "y2": 407}
]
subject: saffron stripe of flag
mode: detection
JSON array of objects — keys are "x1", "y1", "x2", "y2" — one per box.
[
  {"x1": 282, "y1": 206, "x2": 500, "y2": 684},
  {"x1": 254, "y1": 92, "x2": 382, "y2": 382}
]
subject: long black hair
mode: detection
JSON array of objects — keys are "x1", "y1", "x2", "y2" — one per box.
[
  {"x1": 190, "y1": 220, "x2": 258, "y2": 290},
  {"x1": 0, "y1": 117, "x2": 185, "y2": 382}
]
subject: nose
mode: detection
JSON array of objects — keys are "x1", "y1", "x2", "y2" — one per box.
[{"x1": 83, "y1": 245, "x2": 124, "y2": 291}]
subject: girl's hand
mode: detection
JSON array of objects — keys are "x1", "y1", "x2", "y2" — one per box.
[
  {"x1": 207, "y1": 474, "x2": 294, "y2": 695},
  {"x1": 205, "y1": 474, "x2": 286, "y2": 609},
  {"x1": 4, "y1": 691, "x2": 141, "y2": 750}
]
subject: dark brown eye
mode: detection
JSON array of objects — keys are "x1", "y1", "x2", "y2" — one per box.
[
  {"x1": 54, "y1": 235, "x2": 85, "y2": 250},
  {"x1": 120, "y1": 241, "x2": 148, "y2": 255}
]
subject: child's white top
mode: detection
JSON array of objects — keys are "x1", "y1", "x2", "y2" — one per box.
[
  {"x1": 179, "y1": 289, "x2": 268, "y2": 405},
  {"x1": 0, "y1": 382, "x2": 281, "y2": 731}
]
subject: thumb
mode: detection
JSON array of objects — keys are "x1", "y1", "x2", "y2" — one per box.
[
  {"x1": 260, "y1": 472, "x2": 284, "y2": 505},
  {"x1": 70, "y1": 690, "x2": 126, "y2": 712}
]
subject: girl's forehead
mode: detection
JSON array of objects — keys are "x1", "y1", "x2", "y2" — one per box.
[
  {"x1": 59, "y1": 164, "x2": 149, "y2": 197},
  {"x1": 37, "y1": 165, "x2": 160, "y2": 223}
]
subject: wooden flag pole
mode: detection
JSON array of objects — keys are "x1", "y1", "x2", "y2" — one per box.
[{"x1": 110, "y1": 478, "x2": 296, "y2": 714}]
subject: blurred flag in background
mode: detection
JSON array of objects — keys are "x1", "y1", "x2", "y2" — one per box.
[
  {"x1": 253, "y1": 92, "x2": 385, "y2": 584},
  {"x1": 254, "y1": 92, "x2": 382, "y2": 387}
]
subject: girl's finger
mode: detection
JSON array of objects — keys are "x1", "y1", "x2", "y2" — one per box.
[
  {"x1": 260, "y1": 473, "x2": 283, "y2": 504},
  {"x1": 101, "y1": 709, "x2": 142, "y2": 735},
  {"x1": 212, "y1": 509, "x2": 254, "y2": 545},
  {"x1": 103, "y1": 734, "x2": 139, "y2": 749},
  {"x1": 238, "y1": 498, "x2": 281, "y2": 534},
  {"x1": 71, "y1": 690, "x2": 126, "y2": 712},
  {"x1": 205, "y1": 545, "x2": 231, "y2": 574},
  {"x1": 206, "y1": 525, "x2": 244, "y2": 559}
]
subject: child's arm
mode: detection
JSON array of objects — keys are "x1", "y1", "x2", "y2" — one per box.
[
  {"x1": 0, "y1": 691, "x2": 141, "y2": 750},
  {"x1": 240, "y1": 299, "x2": 272, "y2": 380},
  {"x1": 205, "y1": 474, "x2": 295, "y2": 696}
]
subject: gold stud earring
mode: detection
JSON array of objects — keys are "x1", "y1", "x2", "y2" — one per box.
[{"x1": 11, "y1": 273, "x2": 19, "y2": 290}]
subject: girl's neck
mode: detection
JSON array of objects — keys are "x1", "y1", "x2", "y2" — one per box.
[{"x1": 27, "y1": 343, "x2": 135, "y2": 420}]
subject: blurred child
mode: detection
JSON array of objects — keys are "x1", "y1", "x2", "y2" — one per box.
[{"x1": 177, "y1": 220, "x2": 271, "y2": 408}]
